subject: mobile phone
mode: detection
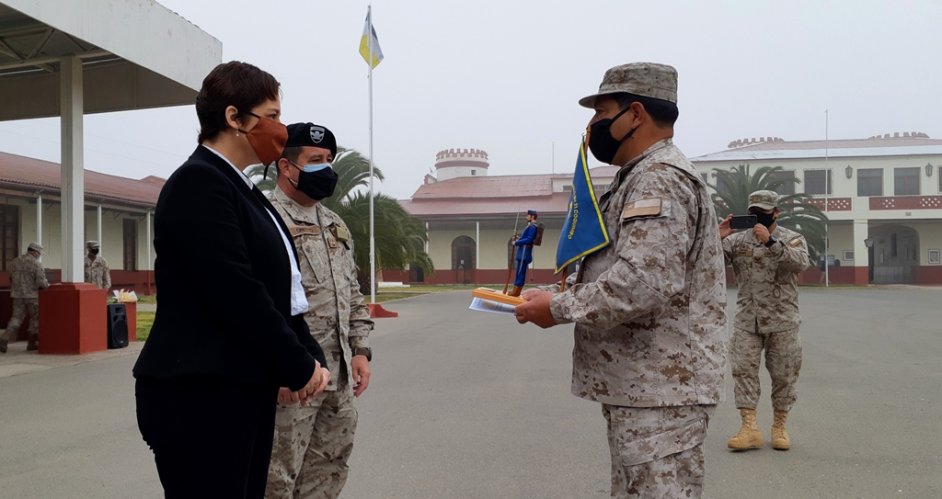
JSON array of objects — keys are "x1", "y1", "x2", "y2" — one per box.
[{"x1": 729, "y1": 215, "x2": 758, "y2": 230}]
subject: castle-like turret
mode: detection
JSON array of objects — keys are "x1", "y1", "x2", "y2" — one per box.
[{"x1": 433, "y1": 148, "x2": 489, "y2": 181}]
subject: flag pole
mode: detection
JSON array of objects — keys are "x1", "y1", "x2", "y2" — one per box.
[
  {"x1": 368, "y1": 4, "x2": 376, "y2": 305},
  {"x1": 824, "y1": 108, "x2": 829, "y2": 288}
]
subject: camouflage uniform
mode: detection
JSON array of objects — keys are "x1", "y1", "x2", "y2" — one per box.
[
  {"x1": 549, "y1": 139, "x2": 728, "y2": 498},
  {"x1": 84, "y1": 255, "x2": 112, "y2": 290},
  {"x1": 266, "y1": 186, "x2": 374, "y2": 499},
  {"x1": 724, "y1": 224, "x2": 810, "y2": 411},
  {"x1": 2, "y1": 250, "x2": 49, "y2": 348}
]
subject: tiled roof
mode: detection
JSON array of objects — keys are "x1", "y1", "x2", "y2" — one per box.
[
  {"x1": 0, "y1": 151, "x2": 163, "y2": 208},
  {"x1": 402, "y1": 165, "x2": 619, "y2": 217},
  {"x1": 693, "y1": 136, "x2": 942, "y2": 162}
]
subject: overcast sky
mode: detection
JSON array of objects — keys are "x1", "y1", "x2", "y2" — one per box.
[{"x1": 1, "y1": 0, "x2": 941, "y2": 199}]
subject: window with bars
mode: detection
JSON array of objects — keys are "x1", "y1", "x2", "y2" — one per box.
[
  {"x1": 857, "y1": 168, "x2": 883, "y2": 196},
  {"x1": 894, "y1": 167, "x2": 920, "y2": 195},
  {"x1": 0, "y1": 205, "x2": 19, "y2": 272},
  {"x1": 768, "y1": 170, "x2": 796, "y2": 195},
  {"x1": 803, "y1": 169, "x2": 832, "y2": 195}
]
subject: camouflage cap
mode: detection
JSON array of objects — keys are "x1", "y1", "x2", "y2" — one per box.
[
  {"x1": 27, "y1": 242, "x2": 43, "y2": 253},
  {"x1": 748, "y1": 190, "x2": 779, "y2": 210},
  {"x1": 579, "y1": 62, "x2": 678, "y2": 108},
  {"x1": 86, "y1": 240, "x2": 100, "y2": 249}
]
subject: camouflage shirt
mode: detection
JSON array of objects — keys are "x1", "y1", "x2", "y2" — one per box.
[
  {"x1": 549, "y1": 139, "x2": 728, "y2": 407},
  {"x1": 270, "y1": 187, "x2": 374, "y2": 391},
  {"x1": 85, "y1": 256, "x2": 111, "y2": 289},
  {"x1": 723, "y1": 225, "x2": 810, "y2": 332},
  {"x1": 10, "y1": 253, "x2": 49, "y2": 299}
]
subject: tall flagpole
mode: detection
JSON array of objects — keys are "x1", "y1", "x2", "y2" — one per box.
[
  {"x1": 824, "y1": 109, "x2": 829, "y2": 287},
  {"x1": 368, "y1": 4, "x2": 376, "y2": 304}
]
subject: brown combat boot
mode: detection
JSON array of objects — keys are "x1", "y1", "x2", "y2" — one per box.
[
  {"x1": 0, "y1": 336, "x2": 7, "y2": 353},
  {"x1": 26, "y1": 335, "x2": 38, "y2": 352},
  {"x1": 771, "y1": 410, "x2": 790, "y2": 450},
  {"x1": 508, "y1": 286, "x2": 522, "y2": 297},
  {"x1": 727, "y1": 408, "x2": 763, "y2": 451}
]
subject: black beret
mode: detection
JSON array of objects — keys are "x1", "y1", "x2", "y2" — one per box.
[{"x1": 285, "y1": 122, "x2": 337, "y2": 158}]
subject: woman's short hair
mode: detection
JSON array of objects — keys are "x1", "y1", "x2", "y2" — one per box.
[{"x1": 195, "y1": 61, "x2": 280, "y2": 143}]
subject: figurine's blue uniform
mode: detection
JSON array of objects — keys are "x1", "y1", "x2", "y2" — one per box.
[{"x1": 514, "y1": 221, "x2": 538, "y2": 286}]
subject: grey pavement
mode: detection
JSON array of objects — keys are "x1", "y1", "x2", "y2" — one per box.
[{"x1": 0, "y1": 286, "x2": 940, "y2": 498}]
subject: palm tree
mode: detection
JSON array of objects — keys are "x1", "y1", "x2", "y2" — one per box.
[
  {"x1": 246, "y1": 147, "x2": 433, "y2": 286},
  {"x1": 708, "y1": 164, "x2": 829, "y2": 259}
]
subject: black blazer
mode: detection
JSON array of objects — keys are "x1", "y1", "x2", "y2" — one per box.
[{"x1": 133, "y1": 146, "x2": 326, "y2": 391}]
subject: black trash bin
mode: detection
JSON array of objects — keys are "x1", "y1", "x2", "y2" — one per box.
[{"x1": 106, "y1": 303, "x2": 129, "y2": 349}]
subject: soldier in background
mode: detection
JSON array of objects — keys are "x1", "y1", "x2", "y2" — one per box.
[
  {"x1": 719, "y1": 190, "x2": 810, "y2": 451},
  {"x1": 0, "y1": 242, "x2": 49, "y2": 352},
  {"x1": 508, "y1": 210, "x2": 541, "y2": 297},
  {"x1": 266, "y1": 123, "x2": 375, "y2": 499},
  {"x1": 515, "y1": 63, "x2": 728, "y2": 498},
  {"x1": 84, "y1": 241, "x2": 111, "y2": 290}
]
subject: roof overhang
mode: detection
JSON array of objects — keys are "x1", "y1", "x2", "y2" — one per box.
[{"x1": 0, "y1": 0, "x2": 221, "y2": 121}]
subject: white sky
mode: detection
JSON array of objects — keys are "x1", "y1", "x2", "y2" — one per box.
[{"x1": 1, "y1": 0, "x2": 941, "y2": 199}]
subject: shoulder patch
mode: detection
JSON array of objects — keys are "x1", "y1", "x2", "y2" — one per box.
[
  {"x1": 788, "y1": 237, "x2": 803, "y2": 247},
  {"x1": 621, "y1": 198, "x2": 662, "y2": 219}
]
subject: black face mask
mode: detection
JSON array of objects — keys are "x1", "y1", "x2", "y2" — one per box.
[
  {"x1": 290, "y1": 162, "x2": 339, "y2": 201},
  {"x1": 588, "y1": 106, "x2": 637, "y2": 165},
  {"x1": 90, "y1": 249, "x2": 99, "y2": 255},
  {"x1": 754, "y1": 211, "x2": 776, "y2": 228}
]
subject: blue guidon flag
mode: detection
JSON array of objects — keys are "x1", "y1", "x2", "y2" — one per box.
[{"x1": 555, "y1": 141, "x2": 610, "y2": 273}]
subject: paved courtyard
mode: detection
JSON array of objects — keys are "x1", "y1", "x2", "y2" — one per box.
[{"x1": 0, "y1": 286, "x2": 940, "y2": 498}]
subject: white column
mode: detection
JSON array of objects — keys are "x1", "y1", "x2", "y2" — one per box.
[
  {"x1": 475, "y1": 221, "x2": 480, "y2": 269},
  {"x1": 853, "y1": 219, "x2": 870, "y2": 280},
  {"x1": 35, "y1": 194, "x2": 42, "y2": 246},
  {"x1": 60, "y1": 56, "x2": 84, "y2": 283},
  {"x1": 146, "y1": 211, "x2": 153, "y2": 270},
  {"x1": 97, "y1": 205, "x2": 103, "y2": 252}
]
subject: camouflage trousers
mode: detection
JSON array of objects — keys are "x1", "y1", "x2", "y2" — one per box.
[
  {"x1": 731, "y1": 326, "x2": 802, "y2": 412},
  {"x1": 2, "y1": 299, "x2": 39, "y2": 341},
  {"x1": 266, "y1": 379, "x2": 358, "y2": 499},
  {"x1": 602, "y1": 404, "x2": 715, "y2": 499}
]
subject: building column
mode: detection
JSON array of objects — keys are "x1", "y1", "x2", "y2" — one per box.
[
  {"x1": 35, "y1": 193, "x2": 42, "y2": 248},
  {"x1": 852, "y1": 220, "x2": 870, "y2": 285},
  {"x1": 96, "y1": 205, "x2": 102, "y2": 251},
  {"x1": 60, "y1": 56, "x2": 84, "y2": 283},
  {"x1": 146, "y1": 211, "x2": 153, "y2": 294}
]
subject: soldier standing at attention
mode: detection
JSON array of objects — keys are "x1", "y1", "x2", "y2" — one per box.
[
  {"x1": 508, "y1": 209, "x2": 539, "y2": 297},
  {"x1": 266, "y1": 123, "x2": 375, "y2": 499},
  {"x1": 719, "y1": 190, "x2": 810, "y2": 451},
  {"x1": 0, "y1": 242, "x2": 49, "y2": 352},
  {"x1": 84, "y1": 240, "x2": 112, "y2": 290},
  {"x1": 514, "y1": 63, "x2": 728, "y2": 498}
]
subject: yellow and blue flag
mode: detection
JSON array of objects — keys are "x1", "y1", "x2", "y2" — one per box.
[
  {"x1": 555, "y1": 141, "x2": 610, "y2": 273},
  {"x1": 359, "y1": 11, "x2": 384, "y2": 69}
]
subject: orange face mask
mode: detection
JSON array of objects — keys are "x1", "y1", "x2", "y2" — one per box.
[{"x1": 239, "y1": 112, "x2": 288, "y2": 165}]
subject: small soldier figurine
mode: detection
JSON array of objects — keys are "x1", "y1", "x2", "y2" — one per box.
[{"x1": 509, "y1": 210, "x2": 542, "y2": 296}]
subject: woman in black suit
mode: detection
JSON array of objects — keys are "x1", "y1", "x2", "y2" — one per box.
[{"x1": 133, "y1": 61, "x2": 330, "y2": 498}]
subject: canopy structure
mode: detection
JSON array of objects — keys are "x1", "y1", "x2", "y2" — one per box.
[{"x1": 0, "y1": 0, "x2": 220, "y2": 281}]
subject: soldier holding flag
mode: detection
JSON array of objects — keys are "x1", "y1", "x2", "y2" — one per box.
[{"x1": 515, "y1": 63, "x2": 728, "y2": 498}]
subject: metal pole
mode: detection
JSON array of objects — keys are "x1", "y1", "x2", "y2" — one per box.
[
  {"x1": 368, "y1": 4, "x2": 376, "y2": 304},
  {"x1": 824, "y1": 109, "x2": 829, "y2": 287}
]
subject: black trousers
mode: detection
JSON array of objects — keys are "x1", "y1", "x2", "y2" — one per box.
[{"x1": 136, "y1": 376, "x2": 279, "y2": 499}]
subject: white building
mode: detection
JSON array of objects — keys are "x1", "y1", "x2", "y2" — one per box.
[
  {"x1": 400, "y1": 133, "x2": 942, "y2": 286},
  {"x1": 694, "y1": 132, "x2": 942, "y2": 285}
]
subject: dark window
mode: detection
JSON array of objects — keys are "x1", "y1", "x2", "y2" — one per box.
[
  {"x1": 857, "y1": 168, "x2": 883, "y2": 196},
  {"x1": 715, "y1": 173, "x2": 732, "y2": 199},
  {"x1": 803, "y1": 169, "x2": 832, "y2": 195},
  {"x1": 894, "y1": 167, "x2": 920, "y2": 195},
  {"x1": 123, "y1": 219, "x2": 137, "y2": 271},
  {"x1": 768, "y1": 170, "x2": 796, "y2": 195},
  {"x1": 0, "y1": 205, "x2": 19, "y2": 271}
]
